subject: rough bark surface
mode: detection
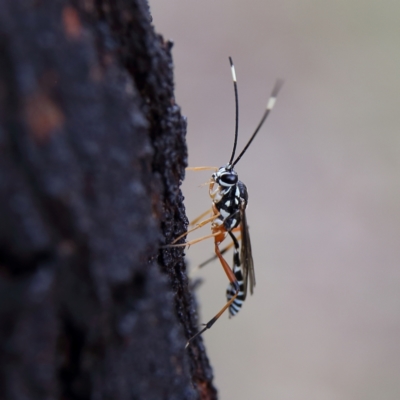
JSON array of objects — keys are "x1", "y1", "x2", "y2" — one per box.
[{"x1": 0, "y1": 1, "x2": 217, "y2": 399}]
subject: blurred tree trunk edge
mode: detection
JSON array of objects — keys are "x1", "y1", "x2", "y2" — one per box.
[{"x1": 0, "y1": 1, "x2": 217, "y2": 399}]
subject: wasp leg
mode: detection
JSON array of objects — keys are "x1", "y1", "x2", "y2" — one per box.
[
  {"x1": 163, "y1": 232, "x2": 220, "y2": 248},
  {"x1": 198, "y1": 180, "x2": 214, "y2": 188},
  {"x1": 186, "y1": 235, "x2": 239, "y2": 347},
  {"x1": 171, "y1": 212, "x2": 219, "y2": 245},
  {"x1": 190, "y1": 209, "x2": 213, "y2": 226},
  {"x1": 186, "y1": 166, "x2": 218, "y2": 171},
  {"x1": 195, "y1": 246, "x2": 230, "y2": 271},
  {"x1": 193, "y1": 228, "x2": 241, "y2": 272}
]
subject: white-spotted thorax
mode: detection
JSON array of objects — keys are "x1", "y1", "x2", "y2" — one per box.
[{"x1": 209, "y1": 163, "x2": 248, "y2": 231}]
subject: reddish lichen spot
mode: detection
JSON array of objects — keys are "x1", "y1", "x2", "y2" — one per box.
[
  {"x1": 82, "y1": 0, "x2": 95, "y2": 13},
  {"x1": 25, "y1": 92, "x2": 65, "y2": 144},
  {"x1": 102, "y1": 53, "x2": 114, "y2": 67},
  {"x1": 62, "y1": 6, "x2": 82, "y2": 40},
  {"x1": 89, "y1": 65, "x2": 103, "y2": 82},
  {"x1": 197, "y1": 380, "x2": 212, "y2": 400}
]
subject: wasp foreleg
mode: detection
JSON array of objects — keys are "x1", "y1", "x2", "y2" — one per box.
[{"x1": 186, "y1": 166, "x2": 218, "y2": 172}]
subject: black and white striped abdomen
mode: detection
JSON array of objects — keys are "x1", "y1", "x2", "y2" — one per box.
[{"x1": 226, "y1": 264, "x2": 245, "y2": 317}]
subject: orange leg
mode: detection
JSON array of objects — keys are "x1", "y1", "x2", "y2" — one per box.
[
  {"x1": 171, "y1": 212, "x2": 219, "y2": 245},
  {"x1": 186, "y1": 230, "x2": 240, "y2": 347},
  {"x1": 198, "y1": 180, "x2": 214, "y2": 188},
  {"x1": 193, "y1": 230, "x2": 242, "y2": 272},
  {"x1": 190, "y1": 209, "x2": 212, "y2": 226},
  {"x1": 186, "y1": 166, "x2": 218, "y2": 171},
  {"x1": 163, "y1": 232, "x2": 220, "y2": 248}
]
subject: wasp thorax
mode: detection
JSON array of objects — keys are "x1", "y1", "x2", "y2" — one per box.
[{"x1": 214, "y1": 165, "x2": 238, "y2": 187}]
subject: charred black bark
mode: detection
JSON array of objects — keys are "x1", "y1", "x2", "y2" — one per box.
[{"x1": 0, "y1": 1, "x2": 217, "y2": 399}]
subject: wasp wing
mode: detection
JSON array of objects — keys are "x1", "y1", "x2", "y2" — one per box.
[{"x1": 240, "y1": 205, "x2": 255, "y2": 299}]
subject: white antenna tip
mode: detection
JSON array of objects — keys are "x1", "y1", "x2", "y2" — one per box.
[
  {"x1": 231, "y1": 65, "x2": 237, "y2": 82},
  {"x1": 267, "y1": 96, "x2": 277, "y2": 110}
]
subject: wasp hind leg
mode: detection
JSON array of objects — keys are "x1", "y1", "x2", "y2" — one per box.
[
  {"x1": 186, "y1": 236, "x2": 239, "y2": 347},
  {"x1": 190, "y1": 229, "x2": 241, "y2": 276}
]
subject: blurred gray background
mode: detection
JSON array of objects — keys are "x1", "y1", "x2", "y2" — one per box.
[{"x1": 150, "y1": 1, "x2": 400, "y2": 399}]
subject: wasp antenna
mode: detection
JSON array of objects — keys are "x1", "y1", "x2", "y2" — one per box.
[
  {"x1": 228, "y1": 57, "x2": 239, "y2": 166},
  {"x1": 232, "y1": 79, "x2": 283, "y2": 167}
]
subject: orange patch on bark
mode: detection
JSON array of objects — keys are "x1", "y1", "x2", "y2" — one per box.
[
  {"x1": 25, "y1": 92, "x2": 64, "y2": 143},
  {"x1": 62, "y1": 6, "x2": 82, "y2": 40}
]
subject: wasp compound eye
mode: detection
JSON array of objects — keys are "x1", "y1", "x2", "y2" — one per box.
[{"x1": 220, "y1": 173, "x2": 238, "y2": 185}]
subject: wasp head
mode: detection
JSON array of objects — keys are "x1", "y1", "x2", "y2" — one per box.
[{"x1": 212, "y1": 164, "x2": 238, "y2": 187}]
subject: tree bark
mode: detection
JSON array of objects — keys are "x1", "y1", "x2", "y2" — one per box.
[{"x1": 0, "y1": 1, "x2": 217, "y2": 399}]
